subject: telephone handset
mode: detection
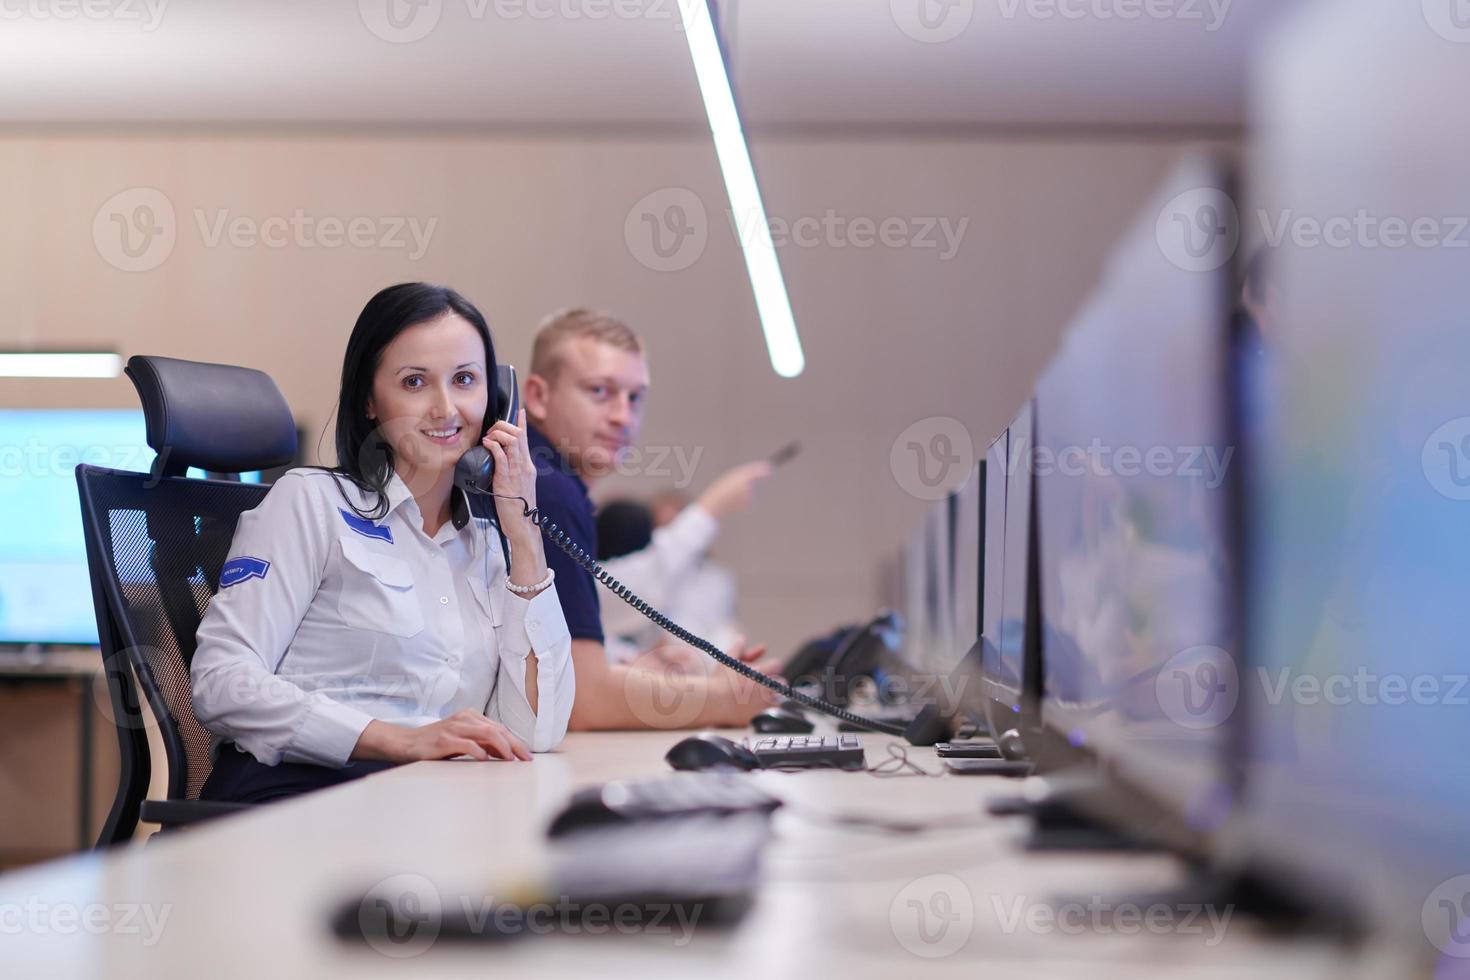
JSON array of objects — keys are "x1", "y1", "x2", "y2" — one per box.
[
  {"x1": 452, "y1": 365, "x2": 905, "y2": 738},
  {"x1": 453, "y1": 365, "x2": 519, "y2": 494}
]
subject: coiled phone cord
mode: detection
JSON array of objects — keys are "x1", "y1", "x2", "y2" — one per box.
[{"x1": 490, "y1": 493, "x2": 907, "y2": 737}]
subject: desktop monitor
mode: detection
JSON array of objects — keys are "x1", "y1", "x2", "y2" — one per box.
[
  {"x1": 981, "y1": 403, "x2": 1041, "y2": 743},
  {"x1": 935, "y1": 440, "x2": 1006, "y2": 735},
  {"x1": 900, "y1": 530, "x2": 927, "y2": 667},
  {"x1": 917, "y1": 497, "x2": 954, "y2": 675},
  {"x1": 1032, "y1": 153, "x2": 1238, "y2": 854},
  {"x1": 949, "y1": 462, "x2": 983, "y2": 670},
  {"x1": 1233, "y1": 0, "x2": 1470, "y2": 955},
  {"x1": 980, "y1": 432, "x2": 1007, "y2": 689},
  {"x1": 0, "y1": 409, "x2": 263, "y2": 647}
]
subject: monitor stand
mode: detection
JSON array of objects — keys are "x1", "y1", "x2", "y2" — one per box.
[{"x1": 986, "y1": 770, "x2": 1163, "y2": 852}]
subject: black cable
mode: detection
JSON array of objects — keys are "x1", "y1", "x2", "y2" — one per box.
[
  {"x1": 866, "y1": 741, "x2": 946, "y2": 778},
  {"x1": 765, "y1": 742, "x2": 946, "y2": 779},
  {"x1": 488, "y1": 492, "x2": 907, "y2": 736}
]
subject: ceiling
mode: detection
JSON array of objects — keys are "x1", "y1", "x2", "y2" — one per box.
[{"x1": 0, "y1": 0, "x2": 1298, "y2": 129}]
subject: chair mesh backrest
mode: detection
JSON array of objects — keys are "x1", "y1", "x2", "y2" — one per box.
[{"x1": 78, "y1": 466, "x2": 269, "y2": 800}]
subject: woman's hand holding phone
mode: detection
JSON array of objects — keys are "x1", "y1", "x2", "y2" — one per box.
[
  {"x1": 482, "y1": 408, "x2": 552, "y2": 596},
  {"x1": 482, "y1": 409, "x2": 541, "y2": 542},
  {"x1": 482, "y1": 408, "x2": 537, "y2": 511}
]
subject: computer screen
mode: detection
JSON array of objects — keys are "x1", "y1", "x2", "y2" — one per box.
[
  {"x1": 1033, "y1": 154, "x2": 1237, "y2": 848},
  {"x1": 918, "y1": 497, "x2": 954, "y2": 675},
  {"x1": 0, "y1": 409, "x2": 262, "y2": 646},
  {"x1": 1236, "y1": 0, "x2": 1470, "y2": 950},
  {"x1": 901, "y1": 529, "x2": 928, "y2": 668},
  {"x1": 938, "y1": 440, "x2": 1005, "y2": 733},
  {"x1": 983, "y1": 402, "x2": 1036, "y2": 738},
  {"x1": 949, "y1": 462, "x2": 983, "y2": 670},
  {"x1": 981, "y1": 433, "x2": 1007, "y2": 662}
]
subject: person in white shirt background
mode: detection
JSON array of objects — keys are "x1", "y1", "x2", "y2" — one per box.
[
  {"x1": 191, "y1": 282, "x2": 574, "y2": 804},
  {"x1": 597, "y1": 461, "x2": 771, "y2": 671}
]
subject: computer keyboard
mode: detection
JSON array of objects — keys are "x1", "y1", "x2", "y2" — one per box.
[
  {"x1": 548, "y1": 773, "x2": 782, "y2": 837},
  {"x1": 751, "y1": 733, "x2": 866, "y2": 770},
  {"x1": 602, "y1": 774, "x2": 783, "y2": 818}
]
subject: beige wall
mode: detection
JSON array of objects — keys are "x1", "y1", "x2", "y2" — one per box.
[{"x1": 0, "y1": 130, "x2": 1227, "y2": 657}]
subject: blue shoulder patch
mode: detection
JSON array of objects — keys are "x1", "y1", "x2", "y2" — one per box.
[
  {"x1": 339, "y1": 508, "x2": 394, "y2": 543},
  {"x1": 220, "y1": 556, "x2": 270, "y2": 588}
]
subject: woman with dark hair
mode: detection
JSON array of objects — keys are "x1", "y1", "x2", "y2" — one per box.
[{"x1": 192, "y1": 283, "x2": 574, "y2": 804}]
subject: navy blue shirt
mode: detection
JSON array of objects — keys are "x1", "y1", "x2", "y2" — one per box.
[{"x1": 527, "y1": 424, "x2": 604, "y2": 644}]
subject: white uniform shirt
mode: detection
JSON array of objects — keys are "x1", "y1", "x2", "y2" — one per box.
[
  {"x1": 599, "y1": 504, "x2": 740, "y2": 665},
  {"x1": 191, "y1": 468, "x2": 574, "y2": 767}
]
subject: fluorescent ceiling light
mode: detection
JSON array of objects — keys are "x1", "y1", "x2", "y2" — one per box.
[
  {"x1": 0, "y1": 352, "x2": 123, "y2": 378},
  {"x1": 677, "y1": 0, "x2": 805, "y2": 379}
]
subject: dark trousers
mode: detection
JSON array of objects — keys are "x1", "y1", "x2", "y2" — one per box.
[{"x1": 199, "y1": 743, "x2": 397, "y2": 804}]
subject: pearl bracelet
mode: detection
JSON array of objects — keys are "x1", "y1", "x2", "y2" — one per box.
[{"x1": 506, "y1": 567, "x2": 555, "y2": 595}]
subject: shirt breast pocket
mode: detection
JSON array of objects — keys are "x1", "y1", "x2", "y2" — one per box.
[{"x1": 337, "y1": 537, "x2": 424, "y2": 638}]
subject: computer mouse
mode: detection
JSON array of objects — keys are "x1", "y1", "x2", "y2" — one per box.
[
  {"x1": 751, "y1": 705, "x2": 815, "y2": 734},
  {"x1": 547, "y1": 775, "x2": 784, "y2": 838},
  {"x1": 546, "y1": 785, "x2": 625, "y2": 838},
  {"x1": 664, "y1": 733, "x2": 761, "y2": 772}
]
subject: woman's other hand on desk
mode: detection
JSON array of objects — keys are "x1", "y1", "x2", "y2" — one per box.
[{"x1": 353, "y1": 710, "x2": 533, "y2": 763}]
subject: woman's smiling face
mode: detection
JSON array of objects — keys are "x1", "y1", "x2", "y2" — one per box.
[{"x1": 365, "y1": 311, "x2": 489, "y2": 489}]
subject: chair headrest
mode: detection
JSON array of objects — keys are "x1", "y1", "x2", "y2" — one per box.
[{"x1": 125, "y1": 355, "x2": 297, "y2": 479}]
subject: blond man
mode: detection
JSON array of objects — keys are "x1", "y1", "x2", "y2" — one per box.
[{"x1": 523, "y1": 309, "x2": 781, "y2": 730}]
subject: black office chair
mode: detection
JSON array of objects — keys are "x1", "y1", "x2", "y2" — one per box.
[{"x1": 76, "y1": 355, "x2": 298, "y2": 846}]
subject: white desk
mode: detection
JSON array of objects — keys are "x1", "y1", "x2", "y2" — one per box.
[{"x1": 0, "y1": 730, "x2": 1377, "y2": 979}]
